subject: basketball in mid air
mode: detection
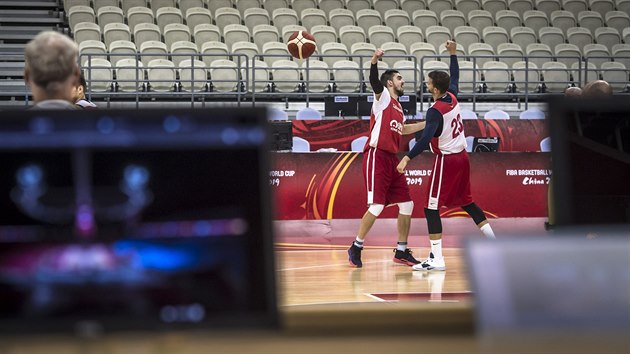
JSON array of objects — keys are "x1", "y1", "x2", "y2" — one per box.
[{"x1": 287, "y1": 30, "x2": 317, "y2": 59}]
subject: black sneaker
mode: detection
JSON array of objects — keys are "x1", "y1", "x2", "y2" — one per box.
[
  {"x1": 348, "y1": 243, "x2": 363, "y2": 268},
  {"x1": 393, "y1": 248, "x2": 420, "y2": 266}
]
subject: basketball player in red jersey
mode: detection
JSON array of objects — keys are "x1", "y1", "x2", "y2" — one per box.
[
  {"x1": 396, "y1": 40, "x2": 496, "y2": 271},
  {"x1": 347, "y1": 49, "x2": 427, "y2": 268}
]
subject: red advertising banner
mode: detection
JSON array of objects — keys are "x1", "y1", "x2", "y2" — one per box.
[
  {"x1": 271, "y1": 152, "x2": 550, "y2": 220},
  {"x1": 291, "y1": 119, "x2": 548, "y2": 152}
]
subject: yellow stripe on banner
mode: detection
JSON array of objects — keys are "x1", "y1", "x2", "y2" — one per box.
[
  {"x1": 305, "y1": 174, "x2": 317, "y2": 198},
  {"x1": 327, "y1": 152, "x2": 360, "y2": 219}
]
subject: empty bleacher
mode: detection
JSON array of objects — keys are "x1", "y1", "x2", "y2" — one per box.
[{"x1": 0, "y1": 0, "x2": 628, "y2": 112}]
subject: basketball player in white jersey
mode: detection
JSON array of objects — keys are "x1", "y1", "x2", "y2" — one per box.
[
  {"x1": 347, "y1": 49, "x2": 427, "y2": 268},
  {"x1": 396, "y1": 40, "x2": 496, "y2": 271}
]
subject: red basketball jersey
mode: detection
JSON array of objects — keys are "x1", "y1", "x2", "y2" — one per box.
[
  {"x1": 429, "y1": 92, "x2": 466, "y2": 155},
  {"x1": 365, "y1": 89, "x2": 405, "y2": 154}
]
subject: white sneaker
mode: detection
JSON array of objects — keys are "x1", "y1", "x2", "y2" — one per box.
[{"x1": 412, "y1": 252, "x2": 446, "y2": 271}]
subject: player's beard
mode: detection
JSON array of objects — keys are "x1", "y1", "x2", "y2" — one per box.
[{"x1": 395, "y1": 86, "x2": 404, "y2": 97}]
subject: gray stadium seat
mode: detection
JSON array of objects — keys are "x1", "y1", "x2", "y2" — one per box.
[
  {"x1": 385, "y1": 9, "x2": 411, "y2": 28},
  {"x1": 186, "y1": 8, "x2": 212, "y2": 33},
  {"x1": 170, "y1": 40, "x2": 199, "y2": 66},
  {"x1": 79, "y1": 40, "x2": 107, "y2": 62},
  {"x1": 350, "y1": 42, "x2": 377, "y2": 65},
  {"x1": 243, "y1": 59, "x2": 270, "y2": 92},
  {"x1": 440, "y1": 9, "x2": 466, "y2": 34},
  {"x1": 272, "y1": 8, "x2": 299, "y2": 32},
  {"x1": 223, "y1": 24, "x2": 251, "y2": 49},
  {"x1": 206, "y1": 0, "x2": 235, "y2": 16},
  {"x1": 455, "y1": 0, "x2": 481, "y2": 17},
  {"x1": 147, "y1": 58, "x2": 176, "y2": 91},
  {"x1": 550, "y1": 10, "x2": 576, "y2": 35},
  {"x1": 291, "y1": 0, "x2": 317, "y2": 17},
  {"x1": 482, "y1": 26, "x2": 509, "y2": 52},
  {"x1": 127, "y1": 6, "x2": 154, "y2": 32},
  {"x1": 329, "y1": 9, "x2": 356, "y2": 33},
  {"x1": 69, "y1": 6, "x2": 95, "y2": 32},
  {"x1": 567, "y1": 26, "x2": 593, "y2": 53},
  {"x1": 156, "y1": 7, "x2": 183, "y2": 32},
  {"x1": 577, "y1": 11, "x2": 604, "y2": 34},
  {"x1": 281, "y1": 24, "x2": 307, "y2": 43},
  {"x1": 510, "y1": 26, "x2": 537, "y2": 52},
  {"x1": 74, "y1": 22, "x2": 101, "y2": 44},
  {"x1": 542, "y1": 61, "x2": 570, "y2": 92},
  {"x1": 483, "y1": 61, "x2": 511, "y2": 92},
  {"x1": 201, "y1": 41, "x2": 230, "y2": 66},
  {"x1": 262, "y1": 41, "x2": 291, "y2": 66},
  {"x1": 397, "y1": 26, "x2": 424, "y2": 52},
  {"x1": 538, "y1": 27, "x2": 565, "y2": 54},
  {"x1": 236, "y1": 0, "x2": 262, "y2": 16},
  {"x1": 81, "y1": 57, "x2": 113, "y2": 92},
  {"x1": 373, "y1": 0, "x2": 401, "y2": 18},
  {"x1": 150, "y1": 0, "x2": 177, "y2": 14},
  {"x1": 356, "y1": 9, "x2": 383, "y2": 34},
  {"x1": 554, "y1": 43, "x2": 582, "y2": 68},
  {"x1": 468, "y1": 10, "x2": 494, "y2": 35},
  {"x1": 319, "y1": 0, "x2": 345, "y2": 16},
  {"x1": 310, "y1": 25, "x2": 337, "y2": 46},
  {"x1": 468, "y1": 42, "x2": 495, "y2": 67},
  {"x1": 595, "y1": 27, "x2": 621, "y2": 52},
  {"x1": 179, "y1": 0, "x2": 204, "y2": 16},
  {"x1": 244, "y1": 8, "x2": 270, "y2": 32},
  {"x1": 459, "y1": 60, "x2": 481, "y2": 93},
  {"x1": 104, "y1": 23, "x2": 131, "y2": 49},
  {"x1": 600, "y1": 61, "x2": 628, "y2": 92},
  {"x1": 133, "y1": 23, "x2": 161, "y2": 47},
  {"x1": 522, "y1": 10, "x2": 549, "y2": 34},
  {"x1": 381, "y1": 42, "x2": 408, "y2": 67},
  {"x1": 98, "y1": 6, "x2": 125, "y2": 31},
  {"x1": 495, "y1": 9, "x2": 522, "y2": 34},
  {"x1": 321, "y1": 42, "x2": 350, "y2": 67},
  {"x1": 368, "y1": 25, "x2": 396, "y2": 49},
  {"x1": 481, "y1": 0, "x2": 507, "y2": 17},
  {"x1": 428, "y1": 0, "x2": 453, "y2": 13},
  {"x1": 507, "y1": 0, "x2": 533, "y2": 17},
  {"x1": 332, "y1": 60, "x2": 361, "y2": 92},
  {"x1": 108, "y1": 40, "x2": 137, "y2": 66},
  {"x1": 454, "y1": 26, "x2": 480, "y2": 54},
  {"x1": 605, "y1": 11, "x2": 630, "y2": 35},
  {"x1": 253, "y1": 24, "x2": 280, "y2": 50},
  {"x1": 301, "y1": 8, "x2": 327, "y2": 30},
  {"x1": 210, "y1": 59, "x2": 240, "y2": 92},
  {"x1": 562, "y1": 0, "x2": 588, "y2": 17},
  {"x1": 612, "y1": 44, "x2": 630, "y2": 69},
  {"x1": 412, "y1": 9, "x2": 439, "y2": 33},
  {"x1": 411, "y1": 42, "x2": 438, "y2": 64},
  {"x1": 346, "y1": 0, "x2": 372, "y2": 15},
  {"x1": 425, "y1": 26, "x2": 451, "y2": 55},
  {"x1": 339, "y1": 25, "x2": 367, "y2": 53},
  {"x1": 497, "y1": 43, "x2": 524, "y2": 68},
  {"x1": 589, "y1": 0, "x2": 615, "y2": 17},
  {"x1": 271, "y1": 59, "x2": 301, "y2": 92},
  {"x1": 570, "y1": 61, "x2": 598, "y2": 87},
  {"x1": 194, "y1": 24, "x2": 221, "y2": 50},
  {"x1": 231, "y1": 41, "x2": 260, "y2": 61},
  {"x1": 140, "y1": 40, "x2": 168, "y2": 66},
  {"x1": 526, "y1": 43, "x2": 553, "y2": 69},
  {"x1": 115, "y1": 58, "x2": 144, "y2": 91},
  {"x1": 512, "y1": 61, "x2": 541, "y2": 92},
  {"x1": 301, "y1": 59, "x2": 330, "y2": 92},
  {"x1": 583, "y1": 43, "x2": 611, "y2": 67},
  {"x1": 535, "y1": 0, "x2": 561, "y2": 17},
  {"x1": 122, "y1": 1, "x2": 148, "y2": 16}
]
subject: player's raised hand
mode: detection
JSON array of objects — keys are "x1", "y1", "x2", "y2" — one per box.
[
  {"x1": 371, "y1": 48, "x2": 384, "y2": 64},
  {"x1": 445, "y1": 40, "x2": 457, "y2": 55}
]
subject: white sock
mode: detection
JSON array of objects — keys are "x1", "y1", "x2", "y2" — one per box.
[
  {"x1": 480, "y1": 224, "x2": 496, "y2": 239},
  {"x1": 430, "y1": 239, "x2": 443, "y2": 259},
  {"x1": 354, "y1": 236, "x2": 364, "y2": 248},
  {"x1": 396, "y1": 241, "x2": 407, "y2": 251}
]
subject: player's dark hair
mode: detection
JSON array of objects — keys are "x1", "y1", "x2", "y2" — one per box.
[
  {"x1": 380, "y1": 69, "x2": 399, "y2": 88},
  {"x1": 78, "y1": 71, "x2": 87, "y2": 89},
  {"x1": 428, "y1": 70, "x2": 450, "y2": 94}
]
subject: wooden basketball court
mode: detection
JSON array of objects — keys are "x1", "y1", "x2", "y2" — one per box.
[{"x1": 276, "y1": 217, "x2": 547, "y2": 307}]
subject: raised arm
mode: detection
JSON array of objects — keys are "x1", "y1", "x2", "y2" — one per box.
[
  {"x1": 446, "y1": 40, "x2": 459, "y2": 96},
  {"x1": 370, "y1": 48, "x2": 384, "y2": 100}
]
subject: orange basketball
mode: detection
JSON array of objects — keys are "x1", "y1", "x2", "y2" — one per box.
[{"x1": 287, "y1": 30, "x2": 317, "y2": 59}]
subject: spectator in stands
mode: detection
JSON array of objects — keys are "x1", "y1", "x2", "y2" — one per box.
[
  {"x1": 73, "y1": 72, "x2": 98, "y2": 109},
  {"x1": 564, "y1": 86, "x2": 582, "y2": 97},
  {"x1": 347, "y1": 48, "x2": 427, "y2": 268},
  {"x1": 582, "y1": 80, "x2": 613, "y2": 97},
  {"x1": 396, "y1": 40, "x2": 496, "y2": 272},
  {"x1": 24, "y1": 31, "x2": 80, "y2": 109}
]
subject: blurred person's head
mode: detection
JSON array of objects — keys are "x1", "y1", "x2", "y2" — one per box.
[
  {"x1": 72, "y1": 72, "x2": 87, "y2": 102},
  {"x1": 564, "y1": 86, "x2": 582, "y2": 97},
  {"x1": 582, "y1": 80, "x2": 613, "y2": 97},
  {"x1": 427, "y1": 70, "x2": 450, "y2": 100},
  {"x1": 24, "y1": 31, "x2": 80, "y2": 103}
]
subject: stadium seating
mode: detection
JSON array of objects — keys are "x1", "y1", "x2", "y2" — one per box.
[
  {"x1": 210, "y1": 59, "x2": 240, "y2": 92},
  {"x1": 301, "y1": 59, "x2": 330, "y2": 93}
]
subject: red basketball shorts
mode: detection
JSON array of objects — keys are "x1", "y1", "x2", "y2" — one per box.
[
  {"x1": 363, "y1": 147, "x2": 411, "y2": 206},
  {"x1": 426, "y1": 150, "x2": 473, "y2": 210}
]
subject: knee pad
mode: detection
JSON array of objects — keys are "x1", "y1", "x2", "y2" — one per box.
[
  {"x1": 462, "y1": 202, "x2": 487, "y2": 225},
  {"x1": 424, "y1": 208, "x2": 443, "y2": 234},
  {"x1": 368, "y1": 203, "x2": 385, "y2": 217},
  {"x1": 397, "y1": 201, "x2": 414, "y2": 215}
]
